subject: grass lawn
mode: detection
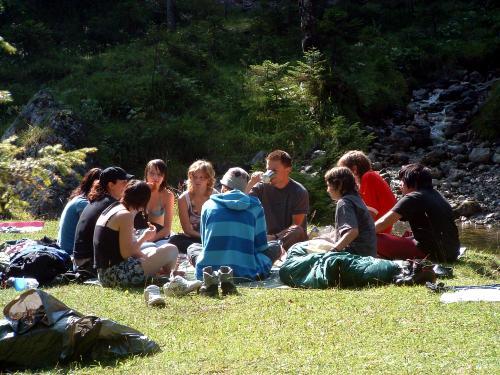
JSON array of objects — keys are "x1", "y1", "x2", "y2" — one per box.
[{"x1": 0, "y1": 221, "x2": 499, "y2": 374}]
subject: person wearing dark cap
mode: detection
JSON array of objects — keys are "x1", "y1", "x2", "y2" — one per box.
[
  {"x1": 73, "y1": 166, "x2": 133, "y2": 272},
  {"x1": 185, "y1": 167, "x2": 280, "y2": 296}
]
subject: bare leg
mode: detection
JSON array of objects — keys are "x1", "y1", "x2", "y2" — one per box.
[{"x1": 141, "y1": 243, "x2": 179, "y2": 276}]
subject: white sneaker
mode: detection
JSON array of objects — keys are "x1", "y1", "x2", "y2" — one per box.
[
  {"x1": 144, "y1": 285, "x2": 166, "y2": 307},
  {"x1": 163, "y1": 276, "x2": 202, "y2": 297}
]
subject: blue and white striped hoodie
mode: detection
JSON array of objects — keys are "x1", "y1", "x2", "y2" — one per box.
[{"x1": 196, "y1": 190, "x2": 271, "y2": 281}]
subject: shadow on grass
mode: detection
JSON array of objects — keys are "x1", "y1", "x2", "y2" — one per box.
[
  {"x1": 19, "y1": 351, "x2": 160, "y2": 375},
  {"x1": 456, "y1": 251, "x2": 499, "y2": 279}
]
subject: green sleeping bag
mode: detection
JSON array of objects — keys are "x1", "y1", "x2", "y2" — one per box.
[{"x1": 279, "y1": 242, "x2": 400, "y2": 288}]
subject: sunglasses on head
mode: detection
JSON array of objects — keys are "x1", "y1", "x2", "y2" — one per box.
[{"x1": 232, "y1": 170, "x2": 249, "y2": 181}]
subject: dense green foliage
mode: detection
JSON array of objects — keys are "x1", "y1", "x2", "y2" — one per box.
[
  {"x1": 0, "y1": 137, "x2": 95, "y2": 217},
  {"x1": 0, "y1": 0, "x2": 499, "y2": 221}
]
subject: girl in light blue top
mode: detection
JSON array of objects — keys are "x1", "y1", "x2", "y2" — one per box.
[{"x1": 57, "y1": 168, "x2": 102, "y2": 254}]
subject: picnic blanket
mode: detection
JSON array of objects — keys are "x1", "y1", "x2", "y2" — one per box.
[
  {"x1": 440, "y1": 287, "x2": 500, "y2": 303},
  {"x1": 0, "y1": 221, "x2": 45, "y2": 233},
  {"x1": 175, "y1": 259, "x2": 288, "y2": 289}
]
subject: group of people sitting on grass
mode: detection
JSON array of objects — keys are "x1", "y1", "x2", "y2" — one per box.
[{"x1": 57, "y1": 149, "x2": 460, "y2": 301}]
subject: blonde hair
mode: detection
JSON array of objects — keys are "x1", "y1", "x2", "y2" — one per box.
[{"x1": 186, "y1": 160, "x2": 215, "y2": 194}]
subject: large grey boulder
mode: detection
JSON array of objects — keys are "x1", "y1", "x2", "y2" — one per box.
[
  {"x1": 453, "y1": 199, "x2": 482, "y2": 217},
  {"x1": 468, "y1": 147, "x2": 491, "y2": 163},
  {"x1": 2, "y1": 89, "x2": 90, "y2": 218},
  {"x1": 2, "y1": 90, "x2": 86, "y2": 157},
  {"x1": 421, "y1": 150, "x2": 448, "y2": 166}
]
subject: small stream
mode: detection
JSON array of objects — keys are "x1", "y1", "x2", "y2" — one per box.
[
  {"x1": 457, "y1": 225, "x2": 499, "y2": 255},
  {"x1": 392, "y1": 222, "x2": 499, "y2": 255}
]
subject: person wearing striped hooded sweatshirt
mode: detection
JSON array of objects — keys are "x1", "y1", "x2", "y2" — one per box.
[{"x1": 193, "y1": 167, "x2": 281, "y2": 282}]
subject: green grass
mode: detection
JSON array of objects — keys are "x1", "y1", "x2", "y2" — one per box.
[{"x1": 1, "y1": 222, "x2": 499, "y2": 374}]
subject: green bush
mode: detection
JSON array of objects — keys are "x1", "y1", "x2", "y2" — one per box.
[
  {"x1": 0, "y1": 137, "x2": 95, "y2": 217},
  {"x1": 292, "y1": 171, "x2": 334, "y2": 226},
  {"x1": 471, "y1": 82, "x2": 500, "y2": 138},
  {"x1": 341, "y1": 44, "x2": 409, "y2": 117},
  {"x1": 1, "y1": 19, "x2": 55, "y2": 57}
]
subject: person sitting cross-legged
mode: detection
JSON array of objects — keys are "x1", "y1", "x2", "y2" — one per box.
[
  {"x1": 375, "y1": 163, "x2": 460, "y2": 262},
  {"x1": 245, "y1": 150, "x2": 309, "y2": 252},
  {"x1": 322, "y1": 166, "x2": 377, "y2": 257},
  {"x1": 94, "y1": 180, "x2": 178, "y2": 288},
  {"x1": 189, "y1": 167, "x2": 281, "y2": 296}
]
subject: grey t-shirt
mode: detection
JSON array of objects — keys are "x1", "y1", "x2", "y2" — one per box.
[
  {"x1": 249, "y1": 178, "x2": 309, "y2": 234},
  {"x1": 335, "y1": 193, "x2": 376, "y2": 257}
]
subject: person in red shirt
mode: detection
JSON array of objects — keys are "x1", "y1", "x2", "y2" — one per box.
[{"x1": 337, "y1": 150, "x2": 396, "y2": 234}]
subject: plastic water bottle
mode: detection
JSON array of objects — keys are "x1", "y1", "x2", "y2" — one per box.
[{"x1": 6, "y1": 277, "x2": 39, "y2": 291}]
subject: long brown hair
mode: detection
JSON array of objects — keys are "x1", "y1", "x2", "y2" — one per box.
[
  {"x1": 144, "y1": 159, "x2": 168, "y2": 191},
  {"x1": 69, "y1": 168, "x2": 102, "y2": 200}
]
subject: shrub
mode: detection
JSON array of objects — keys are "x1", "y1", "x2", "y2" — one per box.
[
  {"x1": 0, "y1": 137, "x2": 95, "y2": 217},
  {"x1": 17, "y1": 126, "x2": 54, "y2": 149},
  {"x1": 471, "y1": 82, "x2": 500, "y2": 138}
]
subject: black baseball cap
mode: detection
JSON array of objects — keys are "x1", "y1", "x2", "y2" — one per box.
[{"x1": 99, "y1": 166, "x2": 134, "y2": 186}]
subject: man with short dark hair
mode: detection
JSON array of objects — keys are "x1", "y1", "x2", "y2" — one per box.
[
  {"x1": 375, "y1": 163, "x2": 460, "y2": 262},
  {"x1": 246, "y1": 150, "x2": 309, "y2": 251}
]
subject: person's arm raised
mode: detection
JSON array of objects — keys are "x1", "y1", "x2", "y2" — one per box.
[{"x1": 245, "y1": 171, "x2": 263, "y2": 194}]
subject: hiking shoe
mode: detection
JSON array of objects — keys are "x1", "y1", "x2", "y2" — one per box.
[
  {"x1": 433, "y1": 264, "x2": 453, "y2": 278},
  {"x1": 199, "y1": 266, "x2": 219, "y2": 297},
  {"x1": 163, "y1": 276, "x2": 202, "y2": 297},
  {"x1": 219, "y1": 266, "x2": 238, "y2": 296},
  {"x1": 425, "y1": 282, "x2": 451, "y2": 293},
  {"x1": 394, "y1": 267, "x2": 437, "y2": 286},
  {"x1": 144, "y1": 285, "x2": 166, "y2": 307}
]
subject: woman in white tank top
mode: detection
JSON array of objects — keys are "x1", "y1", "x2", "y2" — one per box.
[{"x1": 168, "y1": 160, "x2": 218, "y2": 255}]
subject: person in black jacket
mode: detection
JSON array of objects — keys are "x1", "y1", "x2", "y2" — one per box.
[{"x1": 375, "y1": 163, "x2": 460, "y2": 262}]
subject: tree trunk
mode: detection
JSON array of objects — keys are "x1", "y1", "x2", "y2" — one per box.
[
  {"x1": 298, "y1": 0, "x2": 317, "y2": 52},
  {"x1": 166, "y1": 0, "x2": 176, "y2": 31}
]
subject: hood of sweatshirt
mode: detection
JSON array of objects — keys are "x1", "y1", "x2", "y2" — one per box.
[{"x1": 210, "y1": 190, "x2": 259, "y2": 211}]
